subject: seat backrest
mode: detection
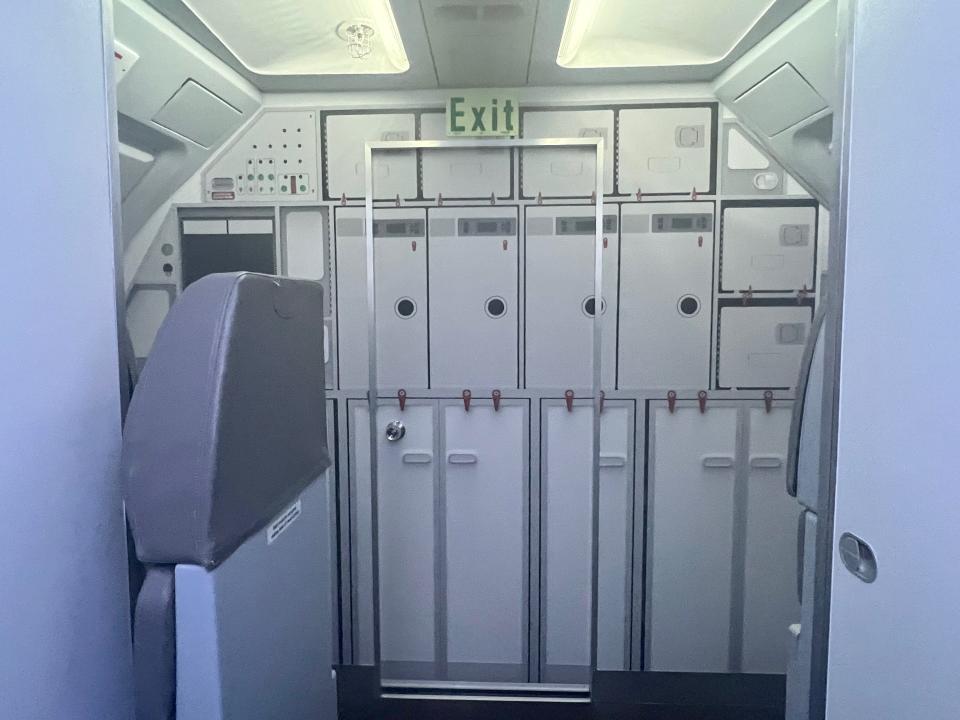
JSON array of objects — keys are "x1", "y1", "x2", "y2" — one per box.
[
  {"x1": 122, "y1": 273, "x2": 331, "y2": 720},
  {"x1": 123, "y1": 272, "x2": 329, "y2": 568}
]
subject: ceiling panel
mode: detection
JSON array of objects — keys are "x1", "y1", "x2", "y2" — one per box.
[{"x1": 419, "y1": 0, "x2": 538, "y2": 88}]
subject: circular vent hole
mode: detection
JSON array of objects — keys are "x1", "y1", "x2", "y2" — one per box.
[
  {"x1": 485, "y1": 296, "x2": 507, "y2": 318},
  {"x1": 678, "y1": 294, "x2": 701, "y2": 317},
  {"x1": 581, "y1": 296, "x2": 606, "y2": 317},
  {"x1": 395, "y1": 297, "x2": 417, "y2": 318}
]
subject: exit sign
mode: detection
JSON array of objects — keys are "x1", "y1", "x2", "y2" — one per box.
[{"x1": 447, "y1": 92, "x2": 518, "y2": 137}]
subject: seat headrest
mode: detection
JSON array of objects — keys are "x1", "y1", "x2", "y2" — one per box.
[{"x1": 122, "y1": 273, "x2": 330, "y2": 569}]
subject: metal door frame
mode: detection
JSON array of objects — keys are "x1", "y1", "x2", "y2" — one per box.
[{"x1": 364, "y1": 138, "x2": 605, "y2": 687}]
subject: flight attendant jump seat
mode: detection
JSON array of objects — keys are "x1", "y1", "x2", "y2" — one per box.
[{"x1": 122, "y1": 272, "x2": 333, "y2": 720}]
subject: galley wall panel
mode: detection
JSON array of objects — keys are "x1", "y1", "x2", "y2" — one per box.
[
  {"x1": 324, "y1": 113, "x2": 417, "y2": 201},
  {"x1": 428, "y1": 207, "x2": 519, "y2": 391},
  {"x1": 335, "y1": 207, "x2": 428, "y2": 391},
  {"x1": 618, "y1": 201, "x2": 714, "y2": 390},
  {"x1": 525, "y1": 205, "x2": 618, "y2": 391},
  {"x1": 618, "y1": 106, "x2": 716, "y2": 195},
  {"x1": 520, "y1": 109, "x2": 614, "y2": 198}
]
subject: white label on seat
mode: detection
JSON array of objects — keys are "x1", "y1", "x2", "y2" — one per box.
[{"x1": 267, "y1": 499, "x2": 302, "y2": 545}]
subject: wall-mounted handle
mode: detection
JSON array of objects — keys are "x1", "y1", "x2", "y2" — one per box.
[
  {"x1": 702, "y1": 455, "x2": 734, "y2": 468},
  {"x1": 750, "y1": 455, "x2": 784, "y2": 469},
  {"x1": 447, "y1": 452, "x2": 478, "y2": 465},
  {"x1": 839, "y1": 532, "x2": 878, "y2": 583},
  {"x1": 599, "y1": 453, "x2": 627, "y2": 468},
  {"x1": 401, "y1": 452, "x2": 432, "y2": 465}
]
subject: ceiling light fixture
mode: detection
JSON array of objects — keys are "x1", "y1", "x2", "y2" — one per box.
[
  {"x1": 557, "y1": 0, "x2": 781, "y2": 69},
  {"x1": 337, "y1": 20, "x2": 376, "y2": 59},
  {"x1": 181, "y1": 0, "x2": 410, "y2": 76}
]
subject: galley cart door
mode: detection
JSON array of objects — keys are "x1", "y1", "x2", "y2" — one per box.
[
  {"x1": 335, "y1": 208, "x2": 428, "y2": 391},
  {"x1": 742, "y1": 405, "x2": 801, "y2": 673},
  {"x1": 428, "y1": 207, "x2": 519, "y2": 390},
  {"x1": 442, "y1": 400, "x2": 528, "y2": 682},
  {"x1": 618, "y1": 202, "x2": 714, "y2": 390},
  {"x1": 717, "y1": 304, "x2": 813, "y2": 390},
  {"x1": 646, "y1": 402, "x2": 738, "y2": 672},
  {"x1": 541, "y1": 399, "x2": 634, "y2": 682},
  {"x1": 350, "y1": 399, "x2": 438, "y2": 678}
]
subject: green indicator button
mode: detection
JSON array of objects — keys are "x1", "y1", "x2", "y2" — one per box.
[
  {"x1": 268, "y1": 173, "x2": 275, "y2": 180},
  {"x1": 247, "y1": 174, "x2": 254, "y2": 180},
  {"x1": 258, "y1": 173, "x2": 264, "y2": 180},
  {"x1": 299, "y1": 185, "x2": 306, "y2": 192},
  {"x1": 281, "y1": 186, "x2": 288, "y2": 192}
]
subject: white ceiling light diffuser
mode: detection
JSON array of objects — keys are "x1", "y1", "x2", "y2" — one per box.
[
  {"x1": 182, "y1": 0, "x2": 409, "y2": 75},
  {"x1": 558, "y1": 0, "x2": 779, "y2": 69}
]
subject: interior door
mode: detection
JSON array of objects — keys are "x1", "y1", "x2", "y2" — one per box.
[{"x1": 826, "y1": 2, "x2": 960, "y2": 718}]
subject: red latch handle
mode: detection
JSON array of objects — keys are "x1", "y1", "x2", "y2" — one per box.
[
  {"x1": 437, "y1": 192, "x2": 443, "y2": 206},
  {"x1": 492, "y1": 389, "x2": 502, "y2": 411},
  {"x1": 564, "y1": 389, "x2": 575, "y2": 412},
  {"x1": 667, "y1": 390, "x2": 677, "y2": 413},
  {"x1": 636, "y1": 187, "x2": 643, "y2": 202},
  {"x1": 490, "y1": 192, "x2": 496, "y2": 206},
  {"x1": 698, "y1": 390, "x2": 708, "y2": 413},
  {"x1": 691, "y1": 186, "x2": 699, "y2": 201},
  {"x1": 503, "y1": 238, "x2": 508, "y2": 251},
  {"x1": 599, "y1": 390, "x2": 605, "y2": 414},
  {"x1": 536, "y1": 192, "x2": 543, "y2": 205},
  {"x1": 698, "y1": 235, "x2": 704, "y2": 248},
  {"x1": 462, "y1": 389, "x2": 472, "y2": 412},
  {"x1": 398, "y1": 388, "x2": 407, "y2": 411},
  {"x1": 411, "y1": 240, "x2": 417, "y2": 252},
  {"x1": 340, "y1": 193, "x2": 347, "y2": 206},
  {"x1": 764, "y1": 390, "x2": 774, "y2": 413}
]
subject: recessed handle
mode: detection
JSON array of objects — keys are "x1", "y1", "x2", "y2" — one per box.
[
  {"x1": 750, "y1": 455, "x2": 784, "y2": 469},
  {"x1": 401, "y1": 452, "x2": 432, "y2": 465},
  {"x1": 702, "y1": 455, "x2": 734, "y2": 468},
  {"x1": 447, "y1": 452, "x2": 478, "y2": 465},
  {"x1": 839, "y1": 532, "x2": 878, "y2": 583},
  {"x1": 599, "y1": 453, "x2": 627, "y2": 468}
]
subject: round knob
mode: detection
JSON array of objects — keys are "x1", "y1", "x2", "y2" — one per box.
[{"x1": 385, "y1": 420, "x2": 406, "y2": 442}]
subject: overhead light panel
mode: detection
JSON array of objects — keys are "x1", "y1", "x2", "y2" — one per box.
[
  {"x1": 558, "y1": 0, "x2": 779, "y2": 69},
  {"x1": 182, "y1": 0, "x2": 409, "y2": 75}
]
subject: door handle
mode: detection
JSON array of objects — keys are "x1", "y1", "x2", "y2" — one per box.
[
  {"x1": 447, "y1": 452, "x2": 478, "y2": 464},
  {"x1": 599, "y1": 453, "x2": 627, "y2": 468},
  {"x1": 702, "y1": 454, "x2": 735, "y2": 468},
  {"x1": 839, "y1": 532, "x2": 878, "y2": 583},
  {"x1": 401, "y1": 452, "x2": 432, "y2": 464},
  {"x1": 750, "y1": 454, "x2": 784, "y2": 469}
]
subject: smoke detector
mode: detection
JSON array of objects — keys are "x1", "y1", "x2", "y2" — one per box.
[{"x1": 337, "y1": 20, "x2": 376, "y2": 59}]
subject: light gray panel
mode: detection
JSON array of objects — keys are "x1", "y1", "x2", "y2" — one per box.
[
  {"x1": 718, "y1": 305, "x2": 811, "y2": 390},
  {"x1": 151, "y1": 80, "x2": 241, "y2": 148},
  {"x1": 524, "y1": 205, "x2": 617, "y2": 390},
  {"x1": 175, "y1": 478, "x2": 335, "y2": 720},
  {"x1": 351, "y1": 401, "x2": 437, "y2": 670},
  {"x1": 428, "y1": 207, "x2": 518, "y2": 390},
  {"x1": 335, "y1": 207, "x2": 428, "y2": 390},
  {"x1": 647, "y1": 404, "x2": 738, "y2": 672},
  {"x1": 721, "y1": 205, "x2": 816, "y2": 292},
  {"x1": 732, "y1": 63, "x2": 828, "y2": 137},
  {"x1": 521, "y1": 110, "x2": 614, "y2": 197},
  {"x1": 325, "y1": 113, "x2": 416, "y2": 200},
  {"x1": 722, "y1": 124, "x2": 787, "y2": 195},
  {"x1": 619, "y1": 202, "x2": 713, "y2": 390},
  {"x1": 618, "y1": 107, "x2": 713, "y2": 195},
  {"x1": 541, "y1": 402, "x2": 632, "y2": 678},
  {"x1": 742, "y1": 406, "x2": 801, "y2": 673},
  {"x1": 443, "y1": 403, "x2": 527, "y2": 675},
  {"x1": 282, "y1": 208, "x2": 326, "y2": 280},
  {"x1": 420, "y1": 113, "x2": 511, "y2": 199}
]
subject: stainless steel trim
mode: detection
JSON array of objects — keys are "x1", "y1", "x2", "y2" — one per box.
[{"x1": 364, "y1": 138, "x2": 604, "y2": 687}]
